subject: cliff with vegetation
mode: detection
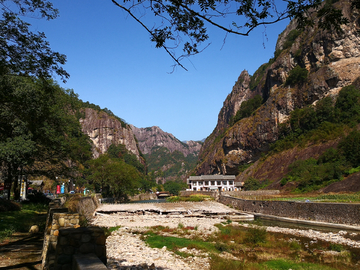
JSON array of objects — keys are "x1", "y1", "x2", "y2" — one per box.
[
  {"x1": 196, "y1": 1, "x2": 360, "y2": 192},
  {"x1": 131, "y1": 125, "x2": 202, "y2": 182},
  {"x1": 80, "y1": 108, "x2": 141, "y2": 160}
]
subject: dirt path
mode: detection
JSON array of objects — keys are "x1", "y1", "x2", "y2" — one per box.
[{"x1": 0, "y1": 233, "x2": 43, "y2": 270}]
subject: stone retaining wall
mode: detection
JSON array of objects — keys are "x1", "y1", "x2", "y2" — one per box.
[
  {"x1": 222, "y1": 190, "x2": 280, "y2": 197},
  {"x1": 180, "y1": 191, "x2": 218, "y2": 197},
  {"x1": 75, "y1": 196, "x2": 99, "y2": 221},
  {"x1": 42, "y1": 196, "x2": 105, "y2": 270},
  {"x1": 42, "y1": 212, "x2": 81, "y2": 269},
  {"x1": 220, "y1": 195, "x2": 360, "y2": 226},
  {"x1": 54, "y1": 227, "x2": 106, "y2": 270}
]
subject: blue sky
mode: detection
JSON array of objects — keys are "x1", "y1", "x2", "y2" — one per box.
[{"x1": 27, "y1": 0, "x2": 290, "y2": 141}]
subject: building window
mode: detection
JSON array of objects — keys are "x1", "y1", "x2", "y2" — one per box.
[
  {"x1": 189, "y1": 180, "x2": 191, "y2": 184},
  {"x1": 229, "y1": 181, "x2": 233, "y2": 185},
  {"x1": 211, "y1": 181, "x2": 215, "y2": 186},
  {"x1": 217, "y1": 181, "x2": 221, "y2": 185},
  {"x1": 205, "y1": 181, "x2": 209, "y2": 186},
  {"x1": 199, "y1": 181, "x2": 203, "y2": 185},
  {"x1": 193, "y1": 182, "x2": 197, "y2": 186},
  {"x1": 223, "y1": 181, "x2": 227, "y2": 185}
]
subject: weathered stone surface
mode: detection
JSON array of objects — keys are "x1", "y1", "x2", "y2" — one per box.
[
  {"x1": 80, "y1": 108, "x2": 141, "y2": 160},
  {"x1": 195, "y1": 1, "x2": 360, "y2": 183},
  {"x1": 131, "y1": 125, "x2": 202, "y2": 156}
]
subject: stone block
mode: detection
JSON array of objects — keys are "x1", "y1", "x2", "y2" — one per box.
[
  {"x1": 95, "y1": 245, "x2": 106, "y2": 257},
  {"x1": 57, "y1": 254, "x2": 72, "y2": 264},
  {"x1": 70, "y1": 219, "x2": 78, "y2": 224},
  {"x1": 58, "y1": 218, "x2": 65, "y2": 227},
  {"x1": 59, "y1": 237, "x2": 68, "y2": 246},
  {"x1": 64, "y1": 246, "x2": 75, "y2": 255},
  {"x1": 53, "y1": 230, "x2": 59, "y2": 236},
  {"x1": 61, "y1": 263, "x2": 71, "y2": 270},
  {"x1": 72, "y1": 253, "x2": 107, "y2": 270},
  {"x1": 81, "y1": 234, "x2": 92, "y2": 243},
  {"x1": 95, "y1": 235, "x2": 106, "y2": 245},
  {"x1": 79, "y1": 243, "x2": 94, "y2": 254}
]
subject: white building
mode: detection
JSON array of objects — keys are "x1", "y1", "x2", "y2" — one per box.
[{"x1": 187, "y1": 175, "x2": 242, "y2": 191}]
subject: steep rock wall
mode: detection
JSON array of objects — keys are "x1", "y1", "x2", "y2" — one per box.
[
  {"x1": 131, "y1": 125, "x2": 201, "y2": 156},
  {"x1": 80, "y1": 108, "x2": 140, "y2": 159},
  {"x1": 196, "y1": 1, "x2": 360, "y2": 179}
]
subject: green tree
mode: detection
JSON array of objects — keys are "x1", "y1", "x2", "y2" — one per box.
[
  {"x1": 0, "y1": 0, "x2": 69, "y2": 81},
  {"x1": 0, "y1": 76, "x2": 92, "y2": 199},
  {"x1": 107, "y1": 143, "x2": 145, "y2": 174},
  {"x1": 335, "y1": 85, "x2": 360, "y2": 123},
  {"x1": 163, "y1": 180, "x2": 186, "y2": 196},
  {"x1": 285, "y1": 65, "x2": 308, "y2": 86},
  {"x1": 86, "y1": 154, "x2": 141, "y2": 200},
  {"x1": 339, "y1": 130, "x2": 360, "y2": 167},
  {"x1": 230, "y1": 95, "x2": 263, "y2": 126}
]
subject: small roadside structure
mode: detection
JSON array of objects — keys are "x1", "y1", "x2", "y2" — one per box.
[{"x1": 187, "y1": 175, "x2": 238, "y2": 191}]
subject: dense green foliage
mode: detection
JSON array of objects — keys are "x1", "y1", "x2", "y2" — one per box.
[
  {"x1": 85, "y1": 154, "x2": 142, "y2": 200},
  {"x1": 145, "y1": 146, "x2": 198, "y2": 181},
  {"x1": 107, "y1": 143, "x2": 145, "y2": 174},
  {"x1": 163, "y1": 181, "x2": 188, "y2": 195},
  {"x1": 285, "y1": 65, "x2": 308, "y2": 86},
  {"x1": 0, "y1": 1, "x2": 68, "y2": 82},
  {"x1": 0, "y1": 76, "x2": 93, "y2": 199},
  {"x1": 230, "y1": 95, "x2": 263, "y2": 126},
  {"x1": 244, "y1": 177, "x2": 269, "y2": 191},
  {"x1": 270, "y1": 84, "x2": 360, "y2": 192}
]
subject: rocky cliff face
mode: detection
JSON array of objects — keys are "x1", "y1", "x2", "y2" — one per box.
[
  {"x1": 131, "y1": 125, "x2": 202, "y2": 182},
  {"x1": 80, "y1": 108, "x2": 140, "y2": 159},
  {"x1": 131, "y1": 125, "x2": 202, "y2": 156},
  {"x1": 196, "y1": 1, "x2": 360, "y2": 178}
]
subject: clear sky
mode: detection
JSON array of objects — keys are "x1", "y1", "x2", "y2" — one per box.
[{"x1": 27, "y1": 0, "x2": 290, "y2": 141}]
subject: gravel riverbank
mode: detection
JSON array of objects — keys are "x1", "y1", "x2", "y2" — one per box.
[{"x1": 92, "y1": 203, "x2": 360, "y2": 270}]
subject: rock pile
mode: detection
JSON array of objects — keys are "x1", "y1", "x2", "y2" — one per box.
[{"x1": 106, "y1": 228, "x2": 210, "y2": 270}]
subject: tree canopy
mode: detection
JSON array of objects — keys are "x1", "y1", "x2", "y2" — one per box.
[
  {"x1": 111, "y1": 0, "x2": 350, "y2": 70},
  {"x1": 0, "y1": 0, "x2": 68, "y2": 81}
]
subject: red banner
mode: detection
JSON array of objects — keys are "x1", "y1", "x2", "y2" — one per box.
[
  {"x1": 56, "y1": 185, "x2": 60, "y2": 194},
  {"x1": 0, "y1": 186, "x2": 4, "y2": 191}
]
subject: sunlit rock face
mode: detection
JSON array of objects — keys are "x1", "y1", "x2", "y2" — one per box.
[
  {"x1": 80, "y1": 108, "x2": 140, "y2": 159},
  {"x1": 196, "y1": 1, "x2": 360, "y2": 177},
  {"x1": 131, "y1": 125, "x2": 202, "y2": 156}
]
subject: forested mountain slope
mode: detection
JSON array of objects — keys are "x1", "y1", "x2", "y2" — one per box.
[
  {"x1": 131, "y1": 125, "x2": 202, "y2": 182},
  {"x1": 195, "y1": 0, "x2": 360, "y2": 192}
]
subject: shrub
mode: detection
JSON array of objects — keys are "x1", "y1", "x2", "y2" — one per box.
[
  {"x1": 230, "y1": 95, "x2": 263, "y2": 126},
  {"x1": 283, "y1": 29, "x2": 301, "y2": 50},
  {"x1": 285, "y1": 65, "x2": 308, "y2": 86},
  {"x1": 339, "y1": 130, "x2": 360, "y2": 167},
  {"x1": 335, "y1": 85, "x2": 360, "y2": 123},
  {"x1": 244, "y1": 177, "x2": 269, "y2": 190},
  {"x1": 244, "y1": 225, "x2": 267, "y2": 245}
]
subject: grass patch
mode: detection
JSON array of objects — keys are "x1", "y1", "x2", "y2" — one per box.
[
  {"x1": 0, "y1": 208, "x2": 47, "y2": 242},
  {"x1": 143, "y1": 232, "x2": 218, "y2": 253},
  {"x1": 141, "y1": 222, "x2": 357, "y2": 270}
]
